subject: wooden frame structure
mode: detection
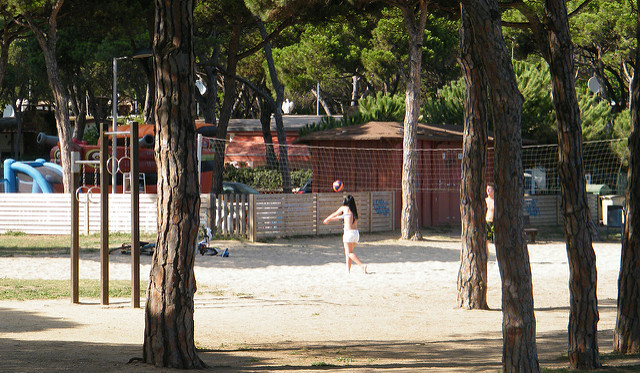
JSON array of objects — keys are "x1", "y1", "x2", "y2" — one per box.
[{"x1": 70, "y1": 122, "x2": 141, "y2": 307}]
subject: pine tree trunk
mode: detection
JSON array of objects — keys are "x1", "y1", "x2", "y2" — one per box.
[
  {"x1": 25, "y1": 5, "x2": 73, "y2": 193},
  {"x1": 259, "y1": 21, "x2": 291, "y2": 193},
  {"x1": 614, "y1": 1, "x2": 640, "y2": 353},
  {"x1": 545, "y1": 0, "x2": 600, "y2": 368},
  {"x1": 460, "y1": 1, "x2": 539, "y2": 370},
  {"x1": 143, "y1": 82, "x2": 155, "y2": 124},
  {"x1": 399, "y1": 3, "x2": 427, "y2": 241},
  {"x1": 259, "y1": 99, "x2": 278, "y2": 169},
  {"x1": 203, "y1": 65, "x2": 218, "y2": 125},
  {"x1": 457, "y1": 6, "x2": 489, "y2": 310},
  {"x1": 210, "y1": 24, "x2": 240, "y2": 194},
  {"x1": 143, "y1": 0, "x2": 204, "y2": 368},
  {"x1": 70, "y1": 83, "x2": 87, "y2": 141}
]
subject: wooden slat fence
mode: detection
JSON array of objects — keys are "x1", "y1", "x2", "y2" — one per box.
[
  {"x1": 524, "y1": 194, "x2": 599, "y2": 226},
  {"x1": 0, "y1": 191, "x2": 601, "y2": 238},
  {"x1": 248, "y1": 191, "x2": 395, "y2": 242},
  {"x1": 201, "y1": 194, "x2": 249, "y2": 237}
]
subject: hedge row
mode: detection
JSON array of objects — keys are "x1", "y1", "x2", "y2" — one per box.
[{"x1": 223, "y1": 165, "x2": 312, "y2": 192}]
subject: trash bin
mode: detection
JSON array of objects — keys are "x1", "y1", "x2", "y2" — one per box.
[
  {"x1": 607, "y1": 205, "x2": 623, "y2": 227},
  {"x1": 606, "y1": 205, "x2": 624, "y2": 240},
  {"x1": 601, "y1": 195, "x2": 625, "y2": 225}
]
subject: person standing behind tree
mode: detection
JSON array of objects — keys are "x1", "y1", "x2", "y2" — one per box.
[
  {"x1": 323, "y1": 195, "x2": 367, "y2": 274},
  {"x1": 486, "y1": 183, "x2": 495, "y2": 244}
]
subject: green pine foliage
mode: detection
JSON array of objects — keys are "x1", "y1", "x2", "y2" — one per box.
[
  {"x1": 422, "y1": 79, "x2": 465, "y2": 126},
  {"x1": 513, "y1": 60, "x2": 556, "y2": 143},
  {"x1": 580, "y1": 89, "x2": 615, "y2": 141},
  {"x1": 358, "y1": 92, "x2": 405, "y2": 122},
  {"x1": 223, "y1": 165, "x2": 312, "y2": 192},
  {"x1": 298, "y1": 92, "x2": 404, "y2": 136}
]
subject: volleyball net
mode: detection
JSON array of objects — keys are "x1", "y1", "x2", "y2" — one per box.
[{"x1": 199, "y1": 136, "x2": 628, "y2": 194}]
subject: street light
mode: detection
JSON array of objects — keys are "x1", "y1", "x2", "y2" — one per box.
[{"x1": 112, "y1": 48, "x2": 153, "y2": 193}]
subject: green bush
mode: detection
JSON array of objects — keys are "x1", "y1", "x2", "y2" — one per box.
[{"x1": 223, "y1": 165, "x2": 312, "y2": 192}]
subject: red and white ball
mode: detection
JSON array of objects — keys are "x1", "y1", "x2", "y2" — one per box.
[{"x1": 332, "y1": 180, "x2": 344, "y2": 192}]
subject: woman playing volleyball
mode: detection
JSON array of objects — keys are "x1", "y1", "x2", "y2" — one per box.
[{"x1": 323, "y1": 195, "x2": 368, "y2": 274}]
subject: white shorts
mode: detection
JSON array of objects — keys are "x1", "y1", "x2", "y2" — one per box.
[{"x1": 343, "y1": 229, "x2": 360, "y2": 243}]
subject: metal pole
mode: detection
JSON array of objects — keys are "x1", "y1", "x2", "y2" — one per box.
[
  {"x1": 316, "y1": 82, "x2": 319, "y2": 116},
  {"x1": 100, "y1": 122, "x2": 110, "y2": 305},
  {"x1": 131, "y1": 122, "x2": 140, "y2": 308},
  {"x1": 70, "y1": 151, "x2": 80, "y2": 304},
  {"x1": 112, "y1": 57, "x2": 118, "y2": 194}
]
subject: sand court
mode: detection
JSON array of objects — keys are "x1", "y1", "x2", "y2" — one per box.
[{"x1": 0, "y1": 232, "x2": 626, "y2": 371}]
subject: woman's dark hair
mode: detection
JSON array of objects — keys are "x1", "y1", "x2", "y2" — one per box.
[{"x1": 343, "y1": 195, "x2": 358, "y2": 222}]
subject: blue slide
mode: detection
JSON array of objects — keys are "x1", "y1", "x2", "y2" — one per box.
[{"x1": 3, "y1": 158, "x2": 63, "y2": 193}]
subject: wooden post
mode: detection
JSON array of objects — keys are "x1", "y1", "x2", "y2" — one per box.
[
  {"x1": 131, "y1": 122, "x2": 140, "y2": 308},
  {"x1": 70, "y1": 151, "x2": 80, "y2": 304},
  {"x1": 100, "y1": 122, "x2": 109, "y2": 305},
  {"x1": 240, "y1": 194, "x2": 246, "y2": 237},
  {"x1": 207, "y1": 193, "x2": 215, "y2": 233},
  {"x1": 216, "y1": 194, "x2": 223, "y2": 234}
]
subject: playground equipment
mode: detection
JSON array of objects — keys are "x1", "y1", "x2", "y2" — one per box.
[
  {"x1": 40, "y1": 122, "x2": 217, "y2": 193},
  {"x1": 2, "y1": 158, "x2": 63, "y2": 193},
  {"x1": 70, "y1": 121, "x2": 142, "y2": 308}
]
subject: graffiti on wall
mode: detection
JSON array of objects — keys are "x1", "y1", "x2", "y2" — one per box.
[
  {"x1": 373, "y1": 199, "x2": 390, "y2": 217},
  {"x1": 524, "y1": 199, "x2": 540, "y2": 217}
]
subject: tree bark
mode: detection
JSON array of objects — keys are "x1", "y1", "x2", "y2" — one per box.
[
  {"x1": 143, "y1": 82, "x2": 155, "y2": 124},
  {"x1": 614, "y1": 0, "x2": 640, "y2": 354},
  {"x1": 23, "y1": 2, "x2": 73, "y2": 193},
  {"x1": 399, "y1": 3, "x2": 427, "y2": 241},
  {"x1": 544, "y1": 1, "x2": 600, "y2": 368},
  {"x1": 259, "y1": 97, "x2": 278, "y2": 169},
  {"x1": 70, "y1": 82, "x2": 87, "y2": 141},
  {"x1": 202, "y1": 64, "x2": 218, "y2": 124},
  {"x1": 457, "y1": 5, "x2": 489, "y2": 310},
  {"x1": 143, "y1": 0, "x2": 204, "y2": 368},
  {"x1": 461, "y1": 1, "x2": 539, "y2": 370}
]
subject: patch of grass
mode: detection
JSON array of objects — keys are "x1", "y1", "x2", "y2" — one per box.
[
  {"x1": 336, "y1": 357, "x2": 354, "y2": 363},
  {"x1": 542, "y1": 351, "x2": 640, "y2": 372},
  {"x1": 233, "y1": 292, "x2": 253, "y2": 298},
  {"x1": 200, "y1": 288, "x2": 225, "y2": 297},
  {"x1": 0, "y1": 233, "x2": 156, "y2": 257},
  {"x1": 0, "y1": 278, "x2": 148, "y2": 300},
  {"x1": 311, "y1": 361, "x2": 335, "y2": 367},
  {"x1": 601, "y1": 352, "x2": 640, "y2": 362}
]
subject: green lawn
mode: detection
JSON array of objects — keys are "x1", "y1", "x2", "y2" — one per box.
[
  {"x1": 0, "y1": 278, "x2": 147, "y2": 301},
  {"x1": 0, "y1": 231, "x2": 156, "y2": 257}
]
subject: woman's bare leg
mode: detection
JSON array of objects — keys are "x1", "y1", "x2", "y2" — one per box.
[{"x1": 344, "y1": 242, "x2": 366, "y2": 273}]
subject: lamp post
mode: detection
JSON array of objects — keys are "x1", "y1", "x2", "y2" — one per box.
[{"x1": 112, "y1": 49, "x2": 153, "y2": 193}]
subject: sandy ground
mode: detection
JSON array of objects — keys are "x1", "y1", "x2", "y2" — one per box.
[{"x1": 0, "y1": 231, "x2": 630, "y2": 372}]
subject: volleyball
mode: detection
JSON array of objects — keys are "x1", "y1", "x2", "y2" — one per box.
[{"x1": 332, "y1": 180, "x2": 344, "y2": 192}]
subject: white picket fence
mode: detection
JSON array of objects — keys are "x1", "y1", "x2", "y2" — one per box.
[{"x1": 0, "y1": 191, "x2": 396, "y2": 241}]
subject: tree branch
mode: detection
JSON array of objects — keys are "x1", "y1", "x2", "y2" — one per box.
[{"x1": 236, "y1": 17, "x2": 294, "y2": 61}]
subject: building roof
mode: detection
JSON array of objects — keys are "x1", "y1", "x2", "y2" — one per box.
[
  {"x1": 197, "y1": 115, "x2": 337, "y2": 133},
  {"x1": 296, "y1": 121, "x2": 488, "y2": 143}
]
